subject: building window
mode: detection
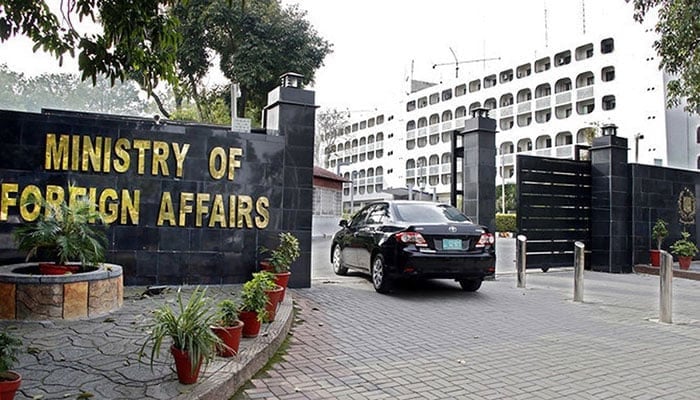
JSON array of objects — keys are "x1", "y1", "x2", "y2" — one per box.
[
  {"x1": 484, "y1": 74, "x2": 497, "y2": 88},
  {"x1": 418, "y1": 97, "x2": 428, "y2": 108},
  {"x1": 602, "y1": 66, "x2": 615, "y2": 82},
  {"x1": 407, "y1": 140, "x2": 416, "y2": 150},
  {"x1": 555, "y1": 50, "x2": 572, "y2": 66},
  {"x1": 484, "y1": 98, "x2": 497, "y2": 110},
  {"x1": 535, "y1": 57, "x2": 551, "y2": 73},
  {"x1": 601, "y1": 38, "x2": 614, "y2": 54},
  {"x1": 442, "y1": 89, "x2": 452, "y2": 101},
  {"x1": 500, "y1": 117, "x2": 514, "y2": 130},
  {"x1": 555, "y1": 78, "x2": 572, "y2": 93},
  {"x1": 575, "y1": 43, "x2": 594, "y2": 60},
  {"x1": 468, "y1": 79, "x2": 481, "y2": 93},
  {"x1": 516, "y1": 63, "x2": 531, "y2": 78},
  {"x1": 697, "y1": 126, "x2": 700, "y2": 143},
  {"x1": 602, "y1": 95, "x2": 616, "y2": 110},
  {"x1": 469, "y1": 102, "x2": 482, "y2": 113},
  {"x1": 500, "y1": 93, "x2": 514, "y2": 107},
  {"x1": 499, "y1": 69, "x2": 514, "y2": 83},
  {"x1": 417, "y1": 137, "x2": 427, "y2": 148},
  {"x1": 429, "y1": 92, "x2": 440, "y2": 105},
  {"x1": 455, "y1": 84, "x2": 467, "y2": 96}
]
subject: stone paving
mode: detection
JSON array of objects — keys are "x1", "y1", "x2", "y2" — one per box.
[
  {"x1": 0, "y1": 285, "x2": 293, "y2": 400},
  {"x1": 236, "y1": 270, "x2": 700, "y2": 400}
]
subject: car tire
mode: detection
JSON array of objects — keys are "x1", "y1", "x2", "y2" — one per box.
[
  {"x1": 332, "y1": 245, "x2": 348, "y2": 275},
  {"x1": 371, "y1": 254, "x2": 392, "y2": 293},
  {"x1": 458, "y1": 279, "x2": 482, "y2": 292}
]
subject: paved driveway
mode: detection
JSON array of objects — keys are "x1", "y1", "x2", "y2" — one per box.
[{"x1": 236, "y1": 238, "x2": 700, "y2": 399}]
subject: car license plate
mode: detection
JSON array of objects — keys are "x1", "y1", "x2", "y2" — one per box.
[{"x1": 442, "y1": 239, "x2": 462, "y2": 250}]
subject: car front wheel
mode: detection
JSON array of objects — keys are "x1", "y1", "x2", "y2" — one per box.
[
  {"x1": 332, "y1": 245, "x2": 348, "y2": 275},
  {"x1": 371, "y1": 254, "x2": 392, "y2": 294},
  {"x1": 458, "y1": 279, "x2": 482, "y2": 292}
]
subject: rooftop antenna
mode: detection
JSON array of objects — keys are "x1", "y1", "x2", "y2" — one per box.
[
  {"x1": 581, "y1": 0, "x2": 587, "y2": 35},
  {"x1": 432, "y1": 47, "x2": 500, "y2": 79},
  {"x1": 544, "y1": 1, "x2": 549, "y2": 48}
]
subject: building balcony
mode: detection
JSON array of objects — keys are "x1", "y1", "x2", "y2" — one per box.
[
  {"x1": 535, "y1": 97, "x2": 551, "y2": 110},
  {"x1": 500, "y1": 106, "x2": 513, "y2": 117},
  {"x1": 555, "y1": 91, "x2": 572, "y2": 105},
  {"x1": 517, "y1": 101, "x2": 531, "y2": 114},
  {"x1": 577, "y1": 86, "x2": 594, "y2": 100},
  {"x1": 417, "y1": 127, "x2": 427, "y2": 138},
  {"x1": 407, "y1": 129, "x2": 416, "y2": 140},
  {"x1": 441, "y1": 121, "x2": 453, "y2": 131},
  {"x1": 429, "y1": 124, "x2": 439, "y2": 134}
]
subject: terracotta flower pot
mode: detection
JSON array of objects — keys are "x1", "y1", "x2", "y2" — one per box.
[
  {"x1": 238, "y1": 310, "x2": 262, "y2": 338},
  {"x1": 259, "y1": 260, "x2": 273, "y2": 272},
  {"x1": 264, "y1": 285, "x2": 284, "y2": 322},
  {"x1": 39, "y1": 263, "x2": 80, "y2": 275},
  {"x1": 273, "y1": 271, "x2": 291, "y2": 302},
  {"x1": 211, "y1": 320, "x2": 244, "y2": 357},
  {"x1": 650, "y1": 250, "x2": 661, "y2": 267},
  {"x1": 678, "y1": 256, "x2": 692, "y2": 270},
  {"x1": 0, "y1": 371, "x2": 21, "y2": 400},
  {"x1": 170, "y1": 345, "x2": 202, "y2": 385}
]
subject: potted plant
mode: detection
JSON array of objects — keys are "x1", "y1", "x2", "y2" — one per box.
[
  {"x1": 650, "y1": 218, "x2": 668, "y2": 266},
  {"x1": 260, "y1": 232, "x2": 300, "y2": 301},
  {"x1": 237, "y1": 272, "x2": 273, "y2": 338},
  {"x1": 0, "y1": 331, "x2": 22, "y2": 400},
  {"x1": 140, "y1": 287, "x2": 221, "y2": 385},
  {"x1": 670, "y1": 231, "x2": 698, "y2": 270},
  {"x1": 211, "y1": 299, "x2": 244, "y2": 357},
  {"x1": 12, "y1": 189, "x2": 107, "y2": 275}
]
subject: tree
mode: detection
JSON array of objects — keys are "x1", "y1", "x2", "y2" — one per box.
[
  {"x1": 627, "y1": 0, "x2": 700, "y2": 113},
  {"x1": 315, "y1": 109, "x2": 348, "y2": 166},
  {"x1": 0, "y1": 0, "x2": 181, "y2": 95},
  {"x1": 496, "y1": 183, "x2": 517, "y2": 214}
]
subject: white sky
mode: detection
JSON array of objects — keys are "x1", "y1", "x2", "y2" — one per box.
[{"x1": 0, "y1": 0, "x2": 641, "y2": 112}]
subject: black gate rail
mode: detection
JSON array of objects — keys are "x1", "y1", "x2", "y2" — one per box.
[{"x1": 516, "y1": 155, "x2": 592, "y2": 270}]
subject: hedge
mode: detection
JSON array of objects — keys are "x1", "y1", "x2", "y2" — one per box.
[{"x1": 496, "y1": 213, "x2": 516, "y2": 233}]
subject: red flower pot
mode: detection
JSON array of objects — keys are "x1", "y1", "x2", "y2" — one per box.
[
  {"x1": 678, "y1": 256, "x2": 692, "y2": 270},
  {"x1": 264, "y1": 285, "x2": 284, "y2": 322},
  {"x1": 211, "y1": 320, "x2": 244, "y2": 357},
  {"x1": 273, "y1": 271, "x2": 291, "y2": 302},
  {"x1": 650, "y1": 250, "x2": 661, "y2": 267},
  {"x1": 39, "y1": 263, "x2": 80, "y2": 275},
  {"x1": 0, "y1": 371, "x2": 21, "y2": 400},
  {"x1": 170, "y1": 345, "x2": 202, "y2": 385},
  {"x1": 260, "y1": 260, "x2": 273, "y2": 271},
  {"x1": 238, "y1": 310, "x2": 262, "y2": 338}
]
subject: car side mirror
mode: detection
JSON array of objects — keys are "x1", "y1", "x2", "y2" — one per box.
[{"x1": 339, "y1": 220, "x2": 348, "y2": 228}]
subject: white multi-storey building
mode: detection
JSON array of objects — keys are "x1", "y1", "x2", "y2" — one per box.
[{"x1": 322, "y1": 19, "x2": 700, "y2": 213}]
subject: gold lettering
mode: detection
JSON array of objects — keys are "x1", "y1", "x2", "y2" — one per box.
[
  {"x1": 179, "y1": 192, "x2": 194, "y2": 226},
  {"x1": 113, "y1": 138, "x2": 130, "y2": 173},
  {"x1": 152, "y1": 141, "x2": 170, "y2": 176},
  {"x1": 71, "y1": 135, "x2": 81, "y2": 171},
  {"x1": 120, "y1": 189, "x2": 140, "y2": 225},
  {"x1": 157, "y1": 192, "x2": 176, "y2": 226},
  {"x1": 68, "y1": 185, "x2": 87, "y2": 205},
  {"x1": 255, "y1": 197, "x2": 270, "y2": 229},
  {"x1": 99, "y1": 188, "x2": 119, "y2": 224},
  {"x1": 19, "y1": 185, "x2": 41, "y2": 222},
  {"x1": 237, "y1": 195, "x2": 253, "y2": 228},
  {"x1": 88, "y1": 187, "x2": 97, "y2": 207},
  {"x1": 45, "y1": 185, "x2": 64, "y2": 215},
  {"x1": 82, "y1": 136, "x2": 103, "y2": 172},
  {"x1": 195, "y1": 193, "x2": 210, "y2": 227},
  {"x1": 209, "y1": 147, "x2": 226, "y2": 180},
  {"x1": 172, "y1": 143, "x2": 190, "y2": 178},
  {"x1": 102, "y1": 137, "x2": 112, "y2": 173},
  {"x1": 133, "y1": 139, "x2": 151, "y2": 175},
  {"x1": 0, "y1": 183, "x2": 19, "y2": 221},
  {"x1": 44, "y1": 133, "x2": 69, "y2": 171},
  {"x1": 228, "y1": 195, "x2": 237, "y2": 227},
  {"x1": 208, "y1": 194, "x2": 227, "y2": 228},
  {"x1": 228, "y1": 147, "x2": 243, "y2": 180}
]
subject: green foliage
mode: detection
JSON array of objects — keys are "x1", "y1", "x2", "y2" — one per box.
[
  {"x1": 651, "y1": 218, "x2": 669, "y2": 250},
  {"x1": 316, "y1": 108, "x2": 349, "y2": 166},
  {"x1": 216, "y1": 299, "x2": 240, "y2": 327},
  {"x1": 496, "y1": 213, "x2": 517, "y2": 233},
  {"x1": 628, "y1": 0, "x2": 700, "y2": 113},
  {"x1": 239, "y1": 271, "x2": 276, "y2": 322},
  {"x1": 496, "y1": 183, "x2": 517, "y2": 213},
  {"x1": 0, "y1": 331, "x2": 22, "y2": 373},
  {"x1": 140, "y1": 287, "x2": 221, "y2": 375},
  {"x1": 262, "y1": 232, "x2": 301, "y2": 273},
  {"x1": 0, "y1": 0, "x2": 181, "y2": 94},
  {"x1": 13, "y1": 188, "x2": 108, "y2": 268},
  {"x1": 670, "y1": 231, "x2": 699, "y2": 257}
]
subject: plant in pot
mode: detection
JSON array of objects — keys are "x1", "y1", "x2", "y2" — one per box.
[
  {"x1": 670, "y1": 231, "x2": 698, "y2": 270},
  {"x1": 650, "y1": 218, "x2": 668, "y2": 267},
  {"x1": 140, "y1": 287, "x2": 221, "y2": 385},
  {"x1": 12, "y1": 190, "x2": 108, "y2": 275},
  {"x1": 211, "y1": 299, "x2": 244, "y2": 357},
  {"x1": 0, "y1": 331, "x2": 22, "y2": 400},
  {"x1": 237, "y1": 272, "x2": 272, "y2": 338},
  {"x1": 260, "y1": 232, "x2": 300, "y2": 302}
]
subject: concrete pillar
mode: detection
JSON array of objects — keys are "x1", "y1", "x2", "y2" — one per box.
[
  {"x1": 459, "y1": 108, "x2": 497, "y2": 233},
  {"x1": 590, "y1": 124, "x2": 631, "y2": 273},
  {"x1": 262, "y1": 72, "x2": 317, "y2": 288}
]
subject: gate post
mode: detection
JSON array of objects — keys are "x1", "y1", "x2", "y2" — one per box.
[
  {"x1": 574, "y1": 241, "x2": 585, "y2": 302},
  {"x1": 659, "y1": 250, "x2": 673, "y2": 323},
  {"x1": 589, "y1": 124, "x2": 631, "y2": 273},
  {"x1": 458, "y1": 108, "x2": 497, "y2": 233},
  {"x1": 517, "y1": 235, "x2": 527, "y2": 288}
]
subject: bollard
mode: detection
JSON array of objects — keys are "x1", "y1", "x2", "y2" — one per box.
[
  {"x1": 573, "y1": 241, "x2": 585, "y2": 302},
  {"x1": 516, "y1": 235, "x2": 527, "y2": 288},
  {"x1": 659, "y1": 250, "x2": 672, "y2": 323}
]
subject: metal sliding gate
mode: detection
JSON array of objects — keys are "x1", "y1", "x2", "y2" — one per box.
[{"x1": 516, "y1": 155, "x2": 591, "y2": 270}]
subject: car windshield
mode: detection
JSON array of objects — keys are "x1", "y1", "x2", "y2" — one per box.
[{"x1": 393, "y1": 203, "x2": 471, "y2": 223}]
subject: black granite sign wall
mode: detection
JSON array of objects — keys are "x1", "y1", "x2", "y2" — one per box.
[{"x1": 0, "y1": 83, "x2": 315, "y2": 287}]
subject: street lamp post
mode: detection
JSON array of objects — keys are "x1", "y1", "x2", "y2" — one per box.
[{"x1": 634, "y1": 133, "x2": 644, "y2": 163}]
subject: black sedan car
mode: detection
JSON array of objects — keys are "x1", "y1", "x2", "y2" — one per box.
[{"x1": 330, "y1": 200, "x2": 495, "y2": 293}]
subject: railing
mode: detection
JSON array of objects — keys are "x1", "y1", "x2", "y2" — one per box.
[
  {"x1": 429, "y1": 124, "x2": 439, "y2": 134},
  {"x1": 406, "y1": 169, "x2": 415, "y2": 178},
  {"x1": 442, "y1": 121, "x2": 453, "y2": 131},
  {"x1": 517, "y1": 101, "x2": 531, "y2": 114},
  {"x1": 359, "y1": 145, "x2": 366, "y2": 153},
  {"x1": 367, "y1": 144, "x2": 375, "y2": 152},
  {"x1": 406, "y1": 129, "x2": 416, "y2": 140},
  {"x1": 577, "y1": 86, "x2": 594, "y2": 100},
  {"x1": 428, "y1": 165, "x2": 440, "y2": 175},
  {"x1": 454, "y1": 118, "x2": 465, "y2": 128},
  {"x1": 555, "y1": 91, "x2": 571, "y2": 105},
  {"x1": 500, "y1": 106, "x2": 513, "y2": 117},
  {"x1": 535, "y1": 97, "x2": 551, "y2": 110},
  {"x1": 375, "y1": 176, "x2": 383, "y2": 184},
  {"x1": 535, "y1": 148, "x2": 552, "y2": 156},
  {"x1": 417, "y1": 127, "x2": 427, "y2": 137},
  {"x1": 375, "y1": 141, "x2": 383, "y2": 149}
]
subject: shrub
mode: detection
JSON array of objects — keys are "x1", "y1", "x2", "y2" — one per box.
[{"x1": 496, "y1": 213, "x2": 516, "y2": 233}]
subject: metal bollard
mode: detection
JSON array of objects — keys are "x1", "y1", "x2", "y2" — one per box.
[
  {"x1": 659, "y1": 250, "x2": 673, "y2": 323},
  {"x1": 573, "y1": 241, "x2": 585, "y2": 302},
  {"x1": 516, "y1": 235, "x2": 527, "y2": 288}
]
